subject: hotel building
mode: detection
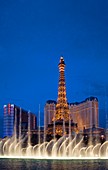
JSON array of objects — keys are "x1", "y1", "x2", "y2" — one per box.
[
  {"x1": 69, "y1": 96, "x2": 99, "y2": 131},
  {"x1": 3, "y1": 104, "x2": 37, "y2": 137},
  {"x1": 44, "y1": 97, "x2": 99, "y2": 132}
]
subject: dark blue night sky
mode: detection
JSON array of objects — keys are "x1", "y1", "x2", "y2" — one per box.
[{"x1": 0, "y1": 0, "x2": 108, "y2": 137}]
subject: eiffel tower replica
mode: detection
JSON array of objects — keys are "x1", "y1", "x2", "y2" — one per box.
[{"x1": 46, "y1": 57, "x2": 78, "y2": 139}]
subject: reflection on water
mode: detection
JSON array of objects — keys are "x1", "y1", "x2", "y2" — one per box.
[{"x1": 0, "y1": 159, "x2": 108, "y2": 170}]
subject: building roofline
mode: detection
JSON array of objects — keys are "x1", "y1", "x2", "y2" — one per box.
[
  {"x1": 46, "y1": 100, "x2": 57, "y2": 104},
  {"x1": 69, "y1": 96, "x2": 98, "y2": 105}
]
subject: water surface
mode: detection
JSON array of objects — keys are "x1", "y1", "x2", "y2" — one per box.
[{"x1": 0, "y1": 158, "x2": 108, "y2": 170}]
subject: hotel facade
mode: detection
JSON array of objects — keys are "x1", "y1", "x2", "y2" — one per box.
[
  {"x1": 3, "y1": 103, "x2": 37, "y2": 137},
  {"x1": 44, "y1": 97, "x2": 99, "y2": 132}
]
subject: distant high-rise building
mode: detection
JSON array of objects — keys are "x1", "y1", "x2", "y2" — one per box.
[{"x1": 3, "y1": 104, "x2": 37, "y2": 137}]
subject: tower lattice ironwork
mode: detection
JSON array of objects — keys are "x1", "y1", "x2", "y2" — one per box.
[
  {"x1": 54, "y1": 56, "x2": 69, "y2": 122},
  {"x1": 46, "y1": 57, "x2": 77, "y2": 138}
]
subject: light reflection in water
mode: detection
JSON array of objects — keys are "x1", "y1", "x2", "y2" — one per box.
[{"x1": 0, "y1": 159, "x2": 108, "y2": 170}]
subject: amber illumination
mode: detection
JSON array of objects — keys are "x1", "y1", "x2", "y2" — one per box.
[
  {"x1": 54, "y1": 57, "x2": 69, "y2": 122},
  {"x1": 46, "y1": 57, "x2": 78, "y2": 137}
]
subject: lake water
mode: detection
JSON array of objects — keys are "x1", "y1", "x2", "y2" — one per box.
[{"x1": 0, "y1": 158, "x2": 108, "y2": 170}]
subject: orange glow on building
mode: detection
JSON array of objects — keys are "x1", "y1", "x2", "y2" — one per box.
[{"x1": 69, "y1": 97, "x2": 99, "y2": 131}]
